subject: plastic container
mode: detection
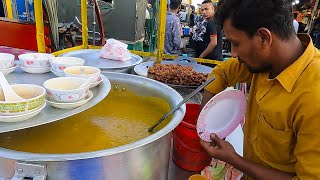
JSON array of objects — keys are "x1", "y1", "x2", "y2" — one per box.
[
  {"x1": 172, "y1": 104, "x2": 211, "y2": 172},
  {"x1": 188, "y1": 174, "x2": 208, "y2": 180},
  {"x1": 183, "y1": 26, "x2": 190, "y2": 36}
]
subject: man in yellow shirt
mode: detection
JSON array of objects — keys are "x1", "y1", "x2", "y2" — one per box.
[{"x1": 200, "y1": 0, "x2": 320, "y2": 179}]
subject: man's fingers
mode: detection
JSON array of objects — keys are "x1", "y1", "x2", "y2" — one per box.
[
  {"x1": 210, "y1": 133, "x2": 222, "y2": 147},
  {"x1": 200, "y1": 140, "x2": 211, "y2": 151}
]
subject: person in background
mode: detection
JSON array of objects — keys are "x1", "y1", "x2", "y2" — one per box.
[
  {"x1": 192, "y1": 0, "x2": 223, "y2": 66},
  {"x1": 200, "y1": 0, "x2": 320, "y2": 179},
  {"x1": 293, "y1": 12, "x2": 299, "y2": 33},
  {"x1": 189, "y1": 6, "x2": 196, "y2": 27},
  {"x1": 164, "y1": 0, "x2": 184, "y2": 55},
  {"x1": 178, "y1": 9, "x2": 187, "y2": 22}
]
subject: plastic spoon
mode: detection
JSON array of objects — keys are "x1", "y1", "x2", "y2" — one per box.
[
  {"x1": 79, "y1": 76, "x2": 93, "y2": 89},
  {"x1": 0, "y1": 72, "x2": 24, "y2": 101},
  {"x1": 78, "y1": 67, "x2": 94, "y2": 89}
]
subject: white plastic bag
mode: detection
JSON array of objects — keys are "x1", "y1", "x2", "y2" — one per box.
[{"x1": 100, "y1": 39, "x2": 131, "y2": 61}]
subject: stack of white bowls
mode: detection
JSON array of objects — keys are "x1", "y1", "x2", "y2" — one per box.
[
  {"x1": 50, "y1": 57, "x2": 85, "y2": 77},
  {"x1": 43, "y1": 77, "x2": 92, "y2": 109},
  {"x1": 0, "y1": 84, "x2": 46, "y2": 122},
  {"x1": 0, "y1": 53, "x2": 17, "y2": 75},
  {"x1": 18, "y1": 53, "x2": 55, "y2": 74}
]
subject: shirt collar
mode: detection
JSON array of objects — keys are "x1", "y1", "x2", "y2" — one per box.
[
  {"x1": 275, "y1": 34, "x2": 316, "y2": 92},
  {"x1": 167, "y1": 12, "x2": 176, "y2": 16}
]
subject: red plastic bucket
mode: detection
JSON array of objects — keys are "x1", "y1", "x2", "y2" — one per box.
[{"x1": 172, "y1": 104, "x2": 211, "y2": 171}]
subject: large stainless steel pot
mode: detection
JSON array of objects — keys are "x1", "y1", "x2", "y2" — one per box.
[{"x1": 0, "y1": 72, "x2": 186, "y2": 180}]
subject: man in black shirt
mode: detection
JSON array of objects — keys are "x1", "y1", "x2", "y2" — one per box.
[{"x1": 192, "y1": 0, "x2": 223, "y2": 64}]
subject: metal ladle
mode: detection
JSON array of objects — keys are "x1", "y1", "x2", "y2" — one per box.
[
  {"x1": 148, "y1": 76, "x2": 216, "y2": 132},
  {"x1": 0, "y1": 72, "x2": 24, "y2": 101}
]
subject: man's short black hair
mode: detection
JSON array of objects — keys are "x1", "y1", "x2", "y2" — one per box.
[
  {"x1": 202, "y1": 0, "x2": 214, "y2": 5},
  {"x1": 215, "y1": 0, "x2": 295, "y2": 40},
  {"x1": 170, "y1": 0, "x2": 182, "y2": 10},
  {"x1": 294, "y1": 12, "x2": 298, "y2": 19}
]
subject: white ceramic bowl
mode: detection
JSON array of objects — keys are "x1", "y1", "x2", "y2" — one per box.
[
  {"x1": 0, "y1": 84, "x2": 46, "y2": 116},
  {"x1": 20, "y1": 66, "x2": 51, "y2": 74},
  {"x1": 46, "y1": 91, "x2": 93, "y2": 109},
  {"x1": 0, "y1": 64, "x2": 17, "y2": 75},
  {"x1": 50, "y1": 57, "x2": 85, "y2": 74},
  {"x1": 0, "y1": 102, "x2": 46, "y2": 122},
  {"x1": 64, "y1": 66, "x2": 101, "y2": 85},
  {"x1": 18, "y1": 53, "x2": 55, "y2": 68},
  {"x1": 0, "y1": 53, "x2": 15, "y2": 69},
  {"x1": 50, "y1": 68, "x2": 65, "y2": 77},
  {"x1": 90, "y1": 76, "x2": 103, "y2": 88},
  {"x1": 43, "y1": 77, "x2": 90, "y2": 103}
]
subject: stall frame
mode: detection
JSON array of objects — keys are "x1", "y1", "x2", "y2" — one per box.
[{"x1": 4, "y1": 0, "x2": 221, "y2": 65}]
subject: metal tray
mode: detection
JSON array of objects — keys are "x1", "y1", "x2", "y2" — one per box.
[
  {"x1": 134, "y1": 57, "x2": 213, "y2": 88},
  {"x1": 0, "y1": 67, "x2": 110, "y2": 133},
  {"x1": 58, "y1": 49, "x2": 143, "y2": 71}
]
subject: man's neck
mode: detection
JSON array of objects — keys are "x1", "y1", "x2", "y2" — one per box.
[
  {"x1": 269, "y1": 35, "x2": 305, "y2": 78},
  {"x1": 169, "y1": 9, "x2": 178, "y2": 14},
  {"x1": 204, "y1": 16, "x2": 214, "y2": 20}
]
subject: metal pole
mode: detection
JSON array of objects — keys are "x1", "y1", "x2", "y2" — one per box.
[
  {"x1": 92, "y1": 1, "x2": 96, "y2": 46},
  {"x1": 156, "y1": 0, "x2": 167, "y2": 62},
  {"x1": 5, "y1": 0, "x2": 13, "y2": 18},
  {"x1": 34, "y1": 0, "x2": 46, "y2": 52},
  {"x1": 81, "y1": 0, "x2": 89, "y2": 49}
]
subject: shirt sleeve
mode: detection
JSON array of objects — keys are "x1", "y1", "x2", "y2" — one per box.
[
  {"x1": 205, "y1": 58, "x2": 253, "y2": 94},
  {"x1": 207, "y1": 20, "x2": 218, "y2": 36},
  {"x1": 292, "y1": 86, "x2": 320, "y2": 180},
  {"x1": 172, "y1": 18, "x2": 183, "y2": 49}
]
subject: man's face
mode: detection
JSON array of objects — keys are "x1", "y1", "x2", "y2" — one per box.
[
  {"x1": 223, "y1": 18, "x2": 272, "y2": 73},
  {"x1": 201, "y1": 3, "x2": 214, "y2": 19}
]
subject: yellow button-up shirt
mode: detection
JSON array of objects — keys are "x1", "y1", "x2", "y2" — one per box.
[{"x1": 205, "y1": 34, "x2": 320, "y2": 179}]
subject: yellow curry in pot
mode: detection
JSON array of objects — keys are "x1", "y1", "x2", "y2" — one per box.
[{"x1": 0, "y1": 89, "x2": 171, "y2": 154}]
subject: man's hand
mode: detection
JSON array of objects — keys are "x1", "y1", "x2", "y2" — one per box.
[
  {"x1": 201, "y1": 134, "x2": 296, "y2": 180},
  {"x1": 200, "y1": 133, "x2": 238, "y2": 164}
]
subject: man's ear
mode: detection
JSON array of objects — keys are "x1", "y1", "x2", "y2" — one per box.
[{"x1": 257, "y1": 28, "x2": 272, "y2": 46}]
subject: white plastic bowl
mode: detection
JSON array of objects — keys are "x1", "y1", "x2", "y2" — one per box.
[
  {"x1": 0, "y1": 53, "x2": 15, "y2": 69},
  {"x1": 18, "y1": 53, "x2": 55, "y2": 68},
  {"x1": 43, "y1": 77, "x2": 90, "y2": 103},
  {"x1": 50, "y1": 57, "x2": 85, "y2": 73}
]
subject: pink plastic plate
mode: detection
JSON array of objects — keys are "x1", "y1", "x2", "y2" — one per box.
[{"x1": 197, "y1": 89, "x2": 247, "y2": 142}]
